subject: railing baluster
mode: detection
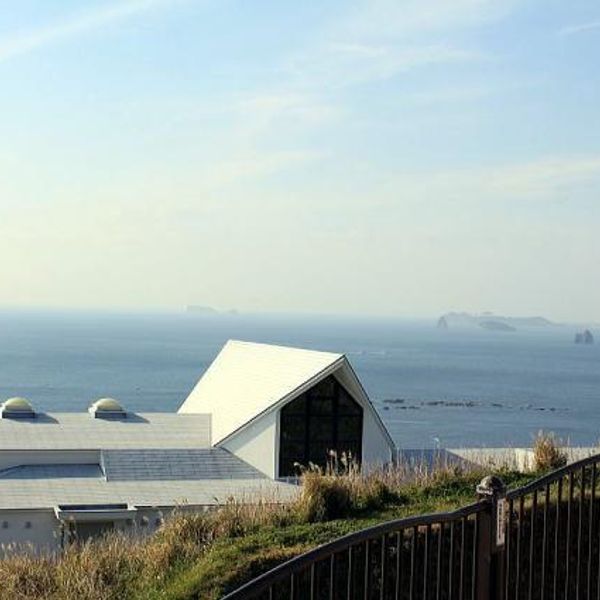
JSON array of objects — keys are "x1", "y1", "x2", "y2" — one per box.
[
  {"x1": 364, "y1": 540, "x2": 370, "y2": 600},
  {"x1": 437, "y1": 522, "x2": 444, "y2": 600},
  {"x1": 347, "y1": 545, "x2": 353, "y2": 600},
  {"x1": 588, "y1": 462, "x2": 596, "y2": 599},
  {"x1": 380, "y1": 534, "x2": 386, "y2": 600},
  {"x1": 310, "y1": 563, "x2": 316, "y2": 600},
  {"x1": 541, "y1": 482, "x2": 550, "y2": 599},
  {"x1": 564, "y1": 471, "x2": 574, "y2": 599},
  {"x1": 329, "y1": 554, "x2": 335, "y2": 600},
  {"x1": 505, "y1": 498, "x2": 513, "y2": 600},
  {"x1": 553, "y1": 477, "x2": 562, "y2": 600},
  {"x1": 471, "y1": 515, "x2": 478, "y2": 600},
  {"x1": 410, "y1": 526, "x2": 417, "y2": 600},
  {"x1": 459, "y1": 517, "x2": 466, "y2": 600},
  {"x1": 449, "y1": 521, "x2": 455, "y2": 600},
  {"x1": 395, "y1": 531, "x2": 402, "y2": 600},
  {"x1": 529, "y1": 489, "x2": 537, "y2": 600},
  {"x1": 516, "y1": 495, "x2": 524, "y2": 599},
  {"x1": 290, "y1": 572, "x2": 295, "y2": 600},
  {"x1": 576, "y1": 465, "x2": 585, "y2": 600},
  {"x1": 424, "y1": 524, "x2": 430, "y2": 600}
]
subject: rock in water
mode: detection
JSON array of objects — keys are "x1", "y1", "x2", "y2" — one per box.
[{"x1": 574, "y1": 329, "x2": 594, "y2": 344}]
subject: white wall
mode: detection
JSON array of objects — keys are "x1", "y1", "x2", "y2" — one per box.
[
  {"x1": 0, "y1": 507, "x2": 178, "y2": 556},
  {"x1": 0, "y1": 510, "x2": 60, "y2": 556},
  {"x1": 220, "y1": 411, "x2": 277, "y2": 479},
  {"x1": 362, "y1": 408, "x2": 394, "y2": 469}
]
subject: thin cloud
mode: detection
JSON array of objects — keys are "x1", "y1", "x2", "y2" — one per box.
[
  {"x1": 558, "y1": 21, "x2": 600, "y2": 37},
  {"x1": 0, "y1": 0, "x2": 177, "y2": 63}
]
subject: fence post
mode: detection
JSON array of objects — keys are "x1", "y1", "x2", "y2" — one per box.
[{"x1": 476, "y1": 475, "x2": 507, "y2": 600}]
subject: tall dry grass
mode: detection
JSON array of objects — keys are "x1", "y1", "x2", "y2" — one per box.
[{"x1": 532, "y1": 430, "x2": 567, "y2": 472}]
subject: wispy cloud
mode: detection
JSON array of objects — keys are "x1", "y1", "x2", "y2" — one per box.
[
  {"x1": 288, "y1": 43, "x2": 479, "y2": 90},
  {"x1": 0, "y1": 0, "x2": 176, "y2": 63},
  {"x1": 558, "y1": 21, "x2": 600, "y2": 37}
]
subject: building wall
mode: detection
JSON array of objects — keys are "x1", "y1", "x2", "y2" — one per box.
[
  {"x1": 0, "y1": 507, "x2": 183, "y2": 556},
  {"x1": 362, "y1": 408, "x2": 394, "y2": 468},
  {"x1": 220, "y1": 412, "x2": 277, "y2": 479},
  {"x1": 0, "y1": 509, "x2": 61, "y2": 555}
]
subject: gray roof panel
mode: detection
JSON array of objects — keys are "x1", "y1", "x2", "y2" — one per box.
[
  {"x1": 0, "y1": 413, "x2": 211, "y2": 450},
  {"x1": 101, "y1": 448, "x2": 265, "y2": 481}
]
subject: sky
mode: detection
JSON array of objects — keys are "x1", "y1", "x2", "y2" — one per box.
[{"x1": 0, "y1": 0, "x2": 599, "y2": 321}]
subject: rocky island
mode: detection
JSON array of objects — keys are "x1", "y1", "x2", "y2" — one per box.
[
  {"x1": 437, "y1": 311, "x2": 554, "y2": 332},
  {"x1": 574, "y1": 329, "x2": 594, "y2": 344}
]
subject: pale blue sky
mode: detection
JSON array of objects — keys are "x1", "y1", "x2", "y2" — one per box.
[{"x1": 1, "y1": 0, "x2": 599, "y2": 320}]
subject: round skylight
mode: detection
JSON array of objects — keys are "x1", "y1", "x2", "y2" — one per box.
[
  {"x1": 2, "y1": 397, "x2": 34, "y2": 412},
  {"x1": 90, "y1": 398, "x2": 124, "y2": 413}
]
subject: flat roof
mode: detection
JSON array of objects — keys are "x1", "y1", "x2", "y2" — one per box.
[
  {"x1": 0, "y1": 477, "x2": 297, "y2": 510},
  {"x1": 0, "y1": 412, "x2": 211, "y2": 450}
]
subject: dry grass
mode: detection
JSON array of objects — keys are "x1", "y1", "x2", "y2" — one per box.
[{"x1": 533, "y1": 430, "x2": 567, "y2": 472}]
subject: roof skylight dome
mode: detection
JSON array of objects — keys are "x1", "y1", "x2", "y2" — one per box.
[
  {"x1": 89, "y1": 398, "x2": 127, "y2": 419},
  {"x1": 0, "y1": 397, "x2": 36, "y2": 419}
]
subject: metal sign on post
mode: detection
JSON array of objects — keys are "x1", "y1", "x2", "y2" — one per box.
[{"x1": 496, "y1": 497, "x2": 507, "y2": 547}]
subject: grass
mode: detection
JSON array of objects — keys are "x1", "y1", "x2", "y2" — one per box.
[
  {"x1": 0, "y1": 460, "x2": 538, "y2": 600},
  {"x1": 532, "y1": 430, "x2": 568, "y2": 472}
]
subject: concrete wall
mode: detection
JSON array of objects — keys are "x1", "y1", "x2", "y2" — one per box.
[
  {"x1": 0, "y1": 509, "x2": 60, "y2": 556},
  {"x1": 221, "y1": 412, "x2": 277, "y2": 478},
  {"x1": 447, "y1": 447, "x2": 600, "y2": 472},
  {"x1": 0, "y1": 506, "x2": 191, "y2": 556}
]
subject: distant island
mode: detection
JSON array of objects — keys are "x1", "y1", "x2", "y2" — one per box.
[
  {"x1": 186, "y1": 305, "x2": 239, "y2": 316},
  {"x1": 437, "y1": 311, "x2": 555, "y2": 332},
  {"x1": 479, "y1": 320, "x2": 516, "y2": 332},
  {"x1": 574, "y1": 329, "x2": 594, "y2": 345}
]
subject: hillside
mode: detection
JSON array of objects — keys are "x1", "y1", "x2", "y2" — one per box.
[{"x1": 0, "y1": 467, "x2": 535, "y2": 600}]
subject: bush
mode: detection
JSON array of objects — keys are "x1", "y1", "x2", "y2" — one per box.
[
  {"x1": 297, "y1": 469, "x2": 352, "y2": 522},
  {"x1": 533, "y1": 431, "x2": 567, "y2": 472}
]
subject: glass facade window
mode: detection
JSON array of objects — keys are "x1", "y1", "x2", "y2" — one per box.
[{"x1": 278, "y1": 375, "x2": 363, "y2": 477}]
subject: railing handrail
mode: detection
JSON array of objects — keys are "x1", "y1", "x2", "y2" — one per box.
[
  {"x1": 506, "y1": 451, "x2": 600, "y2": 500},
  {"x1": 221, "y1": 500, "x2": 486, "y2": 599}
]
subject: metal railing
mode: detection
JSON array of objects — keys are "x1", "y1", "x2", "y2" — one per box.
[{"x1": 222, "y1": 452, "x2": 600, "y2": 600}]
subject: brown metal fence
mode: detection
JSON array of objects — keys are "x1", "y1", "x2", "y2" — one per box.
[{"x1": 221, "y1": 452, "x2": 600, "y2": 600}]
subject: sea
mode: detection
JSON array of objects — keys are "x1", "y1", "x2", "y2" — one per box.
[{"x1": 0, "y1": 310, "x2": 598, "y2": 449}]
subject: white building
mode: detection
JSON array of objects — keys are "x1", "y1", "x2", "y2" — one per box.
[{"x1": 0, "y1": 340, "x2": 395, "y2": 553}]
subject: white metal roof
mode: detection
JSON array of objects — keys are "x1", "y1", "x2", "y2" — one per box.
[
  {"x1": 0, "y1": 413, "x2": 211, "y2": 450},
  {"x1": 178, "y1": 340, "x2": 344, "y2": 444}
]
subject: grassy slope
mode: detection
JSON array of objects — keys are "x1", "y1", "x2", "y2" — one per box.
[{"x1": 141, "y1": 470, "x2": 535, "y2": 600}]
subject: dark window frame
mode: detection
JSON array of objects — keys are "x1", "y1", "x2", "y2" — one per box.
[{"x1": 278, "y1": 375, "x2": 363, "y2": 477}]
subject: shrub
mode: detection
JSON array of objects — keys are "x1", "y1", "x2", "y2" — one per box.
[
  {"x1": 533, "y1": 431, "x2": 567, "y2": 472},
  {"x1": 297, "y1": 468, "x2": 352, "y2": 522}
]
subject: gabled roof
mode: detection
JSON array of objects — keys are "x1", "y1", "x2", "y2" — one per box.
[
  {"x1": 178, "y1": 340, "x2": 344, "y2": 444},
  {"x1": 177, "y1": 340, "x2": 395, "y2": 451}
]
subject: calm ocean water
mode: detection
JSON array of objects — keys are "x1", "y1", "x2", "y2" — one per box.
[{"x1": 0, "y1": 310, "x2": 598, "y2": 448}]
